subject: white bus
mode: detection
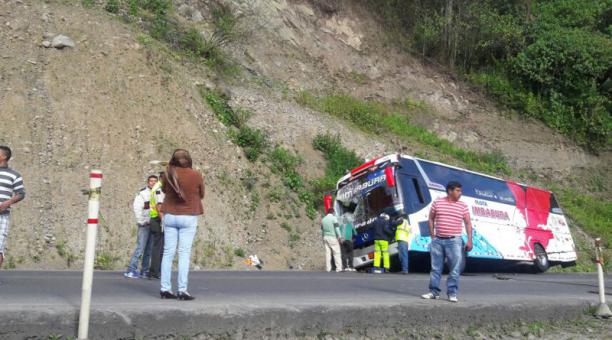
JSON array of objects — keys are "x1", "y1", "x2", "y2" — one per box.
[{"x1": 331, "y1": 154, "x2": 577, "y2": 272}]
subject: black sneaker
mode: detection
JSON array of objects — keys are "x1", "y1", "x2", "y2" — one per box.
[
  {"x1": 177, "y1": 291, "x2": 195, "y2": 301},
  {"x1": 160, "y1": 290, "x2": 177, "y2": 299}
]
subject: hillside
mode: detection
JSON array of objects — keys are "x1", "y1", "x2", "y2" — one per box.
[{"x1": 0, "y1": 0, "x2": 609, "y2": 271}]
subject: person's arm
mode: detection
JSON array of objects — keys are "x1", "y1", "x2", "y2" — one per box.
[
  {"x1": 157, "y1": 192, "x2": 165, "y2": 220},
  {"x1": 0, "y1": 177, "x2": 25, "y2": 212},
  {"x1": 428, "y1": 202, "x2": 437, "y2": 238},
  {"x1": 0, "y1": 194, "x2": 23, "y2": 212},
  {"x1": 464, "y1": 210, "x2": 473, "y2": 252},
  {"x1": 200, "y1": 174, "x2": 205, "y2": 199},
  {"x1": 132, "y1": 193, "x2": 145, "y2": 224},
  {"x1": 333, "y1": 217, "x2": 341, "y2": 241}
]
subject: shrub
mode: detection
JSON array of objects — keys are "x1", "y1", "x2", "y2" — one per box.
[
  {"x1": 105, "y1": 0, "x2": 120, "y2": 13},
  {"x1": 201, "y1": 88, "x2": 251, "y2": 128},
  {"x1": 234, "y1": 248, "x2": 245, "y2": 258},
  {"x1": 231, "y1": 127, "x2": 268, "y2": 161}
]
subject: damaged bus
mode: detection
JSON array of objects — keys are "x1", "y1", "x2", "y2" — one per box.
[{"x1": 330, "y1": 154, "x2": 577, "y2": 273}]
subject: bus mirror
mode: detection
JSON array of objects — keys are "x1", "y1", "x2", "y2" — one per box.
[
  {"x1": 385, "y1": 167, "x2": 395, "y2": 187},
  {"x1": 324, "y1": 194, "x2": 333, "y2": 214}
]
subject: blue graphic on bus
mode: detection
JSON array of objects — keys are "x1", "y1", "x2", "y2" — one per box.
[{"x1": 410, "y1": 228, "x2": 502, "y2": 259}]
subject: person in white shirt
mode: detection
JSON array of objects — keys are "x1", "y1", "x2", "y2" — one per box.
[{"x1": 124, "y1": 175, "x2": 158, "y2": 279}]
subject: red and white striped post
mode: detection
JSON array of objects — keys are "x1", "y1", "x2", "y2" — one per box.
[
  {"x1": 78, "y1": 170, "x2": 103, "y2": 340},
  {"x1": 594, "y1": 238, "x2": 612, "y2": 318}
]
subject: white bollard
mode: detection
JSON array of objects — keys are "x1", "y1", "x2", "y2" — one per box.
[
  {"x1": 594, "y1": 238, "x2": 612, "y2": 319},
  {"x1": 78, "y1": 170, "x2": 103, "y2": 340}
]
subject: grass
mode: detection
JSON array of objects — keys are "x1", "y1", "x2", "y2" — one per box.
[
  {"x1": 234, "y1": 248, "x2": 245, "y2": 258},
  {"x1": 311, "y1": 133, "x2": 363, "y2": 200},
  {"x1": 201, "y1": 88, "x2": 268, "y2": 161},
  {"x1": 94, "y1": 252, "x2": 119, "y2": 270},
  {"x1": 297, "y1": 91, "x2": 511, "y2": 176},
  {"x1": 556, "y1": 188, "x2": 612, "y2": 247},
  {"x1": 56, "y1": 240, "x2": 78, "y2": 268},
  {"x1": 91, "y1": 0, "x2": 240, "y2": 75},
  {"x1": 280, "y1": 222, "x2": 291, "y2": 232}
]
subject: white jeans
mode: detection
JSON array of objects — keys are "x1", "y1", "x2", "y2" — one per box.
[{"x1": 323, "y1": 236, "x2": 342, "y2": 272}]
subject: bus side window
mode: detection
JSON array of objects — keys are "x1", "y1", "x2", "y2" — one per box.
[
  {"x1": 399, "y1": 173, "x2": 429, "y2": 214},
  {"x1": 412, "y1": 178, "x2": 425, "y2": 204},
  {"x1": 550, "y1": 193, "x2": 563, "y2": 214}
]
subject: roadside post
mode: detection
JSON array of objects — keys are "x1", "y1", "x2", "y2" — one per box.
[
  {"x1": 78, "y1": 170, "x2": 103, "y2": 339},
  {"x1": 594, "y1": 238, "x2": 612, "y2": 318}
]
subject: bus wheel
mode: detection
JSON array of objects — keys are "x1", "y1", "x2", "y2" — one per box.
[{"x1": 533, "y1": 243, "x2": 549, "y2": 273}]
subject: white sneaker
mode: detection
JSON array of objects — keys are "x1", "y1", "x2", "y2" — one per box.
[
  {"x1": 421, "y1": 292, "x2": 440, "y2": 300},
  {"x1": 449, "y1": 295, "x2": 458, "y2": 303}
]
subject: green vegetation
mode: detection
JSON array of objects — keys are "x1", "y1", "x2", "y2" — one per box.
[
  {"x1": 557, "y1": 188, "x2": 612, "y2": 247},
  {"x1": 201, "y1": 88, "x2": 267, "y2": 161},
  {"x1": 368, "y1": 0, "x2": 611, "y2": 151},
  {"x1": 223, "y1": 245, "x2": 234, "y2": 267},
  {"x1": 230, "y1": 127, "x2": 268, "y2": 161},
  {"x1": 288, "y1": 232, "x2": 301, "y2": 248},
  {"x1": 311, "y1": 133, "x2": 362, "y2": 199},
  {"x1": 55, "y1": 240, "x2": 78, "y2": 268},
  {"x1": 234, "y1": 248, "x2": 245, "y2": 258},
  {"x1": 5, "y1": 255, "x2": 16, "y2": 269},
  {"x1": 82, "y1": 0, "x2": 94, "y2": 8},
  {"x1": 104, "y1": 0, "x2": 119, "y2": 13},
  {"x1": 280, "y1": 221, "x2": 291, "y2": 232},
  {"x1": 299, "y1": 92, "x2": 510, "y2": 175},
  {"x1": 94, "y1": 252, "x2": 118, "y2": 270},
  {"x1": 89, "y1": 0, "x2": 240, "y2": 73}
]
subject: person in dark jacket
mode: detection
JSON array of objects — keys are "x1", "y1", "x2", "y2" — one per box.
[{"x1": 372, "y1": 213, "x2": 394, "y2": 273}]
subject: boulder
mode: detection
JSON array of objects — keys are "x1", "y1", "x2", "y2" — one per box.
[{"x1": 51, "y1": 35, "x2": 75, "y2": 49}]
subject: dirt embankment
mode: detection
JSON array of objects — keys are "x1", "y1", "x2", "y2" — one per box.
[{"x1": 0, "y1": 0, "x2": 608, "y2": 271}]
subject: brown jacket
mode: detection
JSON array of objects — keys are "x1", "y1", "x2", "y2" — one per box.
[{"x1": 161, "y1": 167, "x2": 204, "y2": 215}]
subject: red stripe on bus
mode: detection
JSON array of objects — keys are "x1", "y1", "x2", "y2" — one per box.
[
  {"x1": 90, "y1": 173, "x2": 103, "y2": 178},
  {"x1": 351, "y1": 159, "x2": 378, "y2": 175}
]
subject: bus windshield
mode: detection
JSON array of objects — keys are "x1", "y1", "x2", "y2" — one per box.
[{"x1": 336, "y1": 168, "x2": 396, "y2": 230}]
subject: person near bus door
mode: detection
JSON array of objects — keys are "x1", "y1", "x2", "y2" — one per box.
[
  {"x1": 321, "y1": 208, "x2": 342, "y2": 272},
  {"x1": 422, "y1": 181, "x2": 473, "y2": 303},
  {"x1": 340, "y1": 212, "x2": 356, "y2": 272},
  {"x1": 395, "y1": 214, "x2": 411, "y2": 274},
  {"x1": 372, "y1": 212, "x2": 394, "y2": 274}
]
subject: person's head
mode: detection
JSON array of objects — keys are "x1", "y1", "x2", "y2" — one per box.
[
  {"x1": 0, "y1": 146, "x2": 12, "y2": 163},
  {"x1": 169, "y1": 149, "x2": 193, "y2": 168},
  {"x1": 446, "y1": 181, "x2": 462, "y2": 201},
  {"x1": 327, "y1": 208, "x2": 335, "y2": 215},
  {"x1": 146, "y1": 175, "x2": 158, "y2": 189},
  {"x1": 380, "y1": 213, "x2": 390, "y2": 220}
]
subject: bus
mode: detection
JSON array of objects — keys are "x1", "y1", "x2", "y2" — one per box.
[{"x1": 329, "y1": 154, "x2": 577, "y2": 273}]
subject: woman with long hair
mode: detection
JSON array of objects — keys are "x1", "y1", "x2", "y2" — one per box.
[{"x1": 159, "y1": 149, "x2": 204, "y2": 300}]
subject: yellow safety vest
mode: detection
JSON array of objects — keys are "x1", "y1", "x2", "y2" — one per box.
[
  {"x1": 150, "y1": 182, "x2": 162, "y2": 218},
  {"x1": 395, "y1": 220, "x2": 411, "y2": 242}
]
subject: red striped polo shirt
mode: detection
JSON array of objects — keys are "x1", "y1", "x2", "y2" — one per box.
[{"x1": 430, "y1": 197, "x2": 469, "y2": 237}]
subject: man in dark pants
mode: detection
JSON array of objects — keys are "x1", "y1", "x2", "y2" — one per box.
[
  {"x1": 340, "y1": 212, "x2": 356, "y2": 271},
  {"x1": 148, "y1": 172, "x2": 165, "y2": 280}
]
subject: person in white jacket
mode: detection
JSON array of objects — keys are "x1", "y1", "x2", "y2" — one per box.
[{"x1": 124, "y1": 175, "x2": 158, "y2": 278}]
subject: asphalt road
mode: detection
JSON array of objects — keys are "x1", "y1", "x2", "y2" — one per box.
[{"x1": 0, "y1": 271, "x2": 609, "y2": 338}]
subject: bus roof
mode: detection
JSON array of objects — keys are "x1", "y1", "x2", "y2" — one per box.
[{"x1": 336, "y1": 153, "x2": 550, "y2": 194}]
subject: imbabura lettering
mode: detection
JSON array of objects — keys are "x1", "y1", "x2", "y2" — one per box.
[
  {"x1": 337, "y1": 175, "x2": 386, "y2": 201},
  {"x1": 472, "y1": 206, "x2": 510, "y2": 221}
]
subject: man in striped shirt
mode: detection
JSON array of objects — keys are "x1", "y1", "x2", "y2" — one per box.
[
  {"x1": 422, "y1": 181, "x2": 472, "y2": 302},
  {"x1": 0, "y1": 146, "x2": 25, "y2": 269}
]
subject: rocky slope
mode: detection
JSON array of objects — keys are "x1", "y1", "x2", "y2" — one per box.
[{"x1": 0, "y1": 0, "x2": 608, "y2": 270}]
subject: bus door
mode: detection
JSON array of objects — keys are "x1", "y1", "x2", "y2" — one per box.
[{"x1": 396, "y1": 158, "x2": 431, "y2": 250}]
